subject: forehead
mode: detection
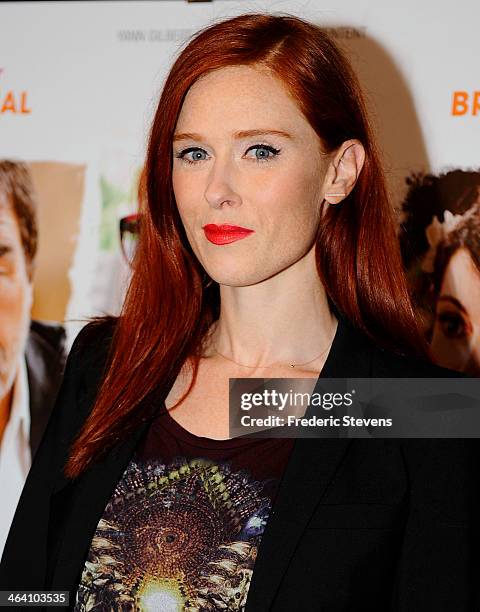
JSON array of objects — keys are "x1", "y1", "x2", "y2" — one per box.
[
  {"x1": 440, "y1": 247, "x2": 480, "y2": 319},
  {"x1": 175, "y1": 64, "x2": 312, "y2": 137}
]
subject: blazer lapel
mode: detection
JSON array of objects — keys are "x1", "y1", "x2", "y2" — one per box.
[
  {"x1": 245, "y1": 438, "x2": 352, "y2": 610},
  {"x1": 245, "y1": 311, "x2": 374, "y2": 610},
  {"x1": 25, "y1": 322, "x2": 67, "y2": 458}
]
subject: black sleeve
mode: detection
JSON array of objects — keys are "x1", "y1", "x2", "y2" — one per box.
[
  {"x1": 390, "y1": 439, "x2": 479, "y2": 611},
  {"x1": 0, "y1": 320, "x2": 113, "y2": 591}
]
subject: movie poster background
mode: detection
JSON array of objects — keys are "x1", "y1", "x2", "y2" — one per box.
[{"x1": 1, "y1": 0, "x2": 479, "y2": 359}]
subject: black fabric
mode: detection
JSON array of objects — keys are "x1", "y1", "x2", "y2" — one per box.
[
  {"x1": 0, "y1": 313, "x2": 478, "y2": 611},
  {"x1": 25, "y1": 320, "x2": 67, "y2": 458}
]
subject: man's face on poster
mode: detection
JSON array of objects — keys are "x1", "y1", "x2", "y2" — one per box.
[{"x1": 0, "y1": 197, "x2": 32, "y2": 402}]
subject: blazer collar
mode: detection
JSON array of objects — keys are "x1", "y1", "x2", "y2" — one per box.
[
  {"x1": 25, "y1": 322, "x2": 67, "y2": 457},
  {"x1": 244, "y1": 310, "x2": 374, "y2": 610},
  {"x1": 50, "y1": 311, "x2": 375, "y2": 609}
]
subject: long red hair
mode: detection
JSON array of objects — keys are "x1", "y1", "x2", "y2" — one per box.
[{"x1": 65, "y1": 13, "x2": 429, "y2": 478}]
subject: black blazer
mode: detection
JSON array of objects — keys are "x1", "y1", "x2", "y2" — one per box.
[
  {"x1": 0, "y1": 313, "x2": 478, "y2": 611},
  {"x1": 25, "y1": 320, "x2": 67, "y2": 459}
]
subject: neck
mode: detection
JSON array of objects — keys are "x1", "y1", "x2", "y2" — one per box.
[{"x1": 206, "y1": 246, "x2": 337, "y2": 368}]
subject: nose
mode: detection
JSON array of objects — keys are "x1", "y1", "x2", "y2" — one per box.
[{"x1": 204, "y1": 157, "x2": 242, "y2": 209}]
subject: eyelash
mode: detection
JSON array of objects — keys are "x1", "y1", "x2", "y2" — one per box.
[{"x1": 175, "y1": 144, "x2": 281, "y2": 165}]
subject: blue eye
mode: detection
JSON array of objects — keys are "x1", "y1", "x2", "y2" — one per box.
[
  {"x1": 175, "y1": 147, "x2": 206, "y2": 164},
  {"x1": 246, "y1": 144, "x2": 281, "y2": 162},
  {"x1": 175, "y1": 144, "x2": 280, "y2": 164}
]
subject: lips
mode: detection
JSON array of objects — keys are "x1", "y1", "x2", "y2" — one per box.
[{"x1": 202, "y1": 224, "x2": 254, "y2": 245}]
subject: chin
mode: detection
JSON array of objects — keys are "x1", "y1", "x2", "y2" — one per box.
[
  {"x1": 210, "y1": 275, "x2": 259, "y2": 288},
  {"x1": 206, "y1": 266, "x2": 267, "y2": 288}
]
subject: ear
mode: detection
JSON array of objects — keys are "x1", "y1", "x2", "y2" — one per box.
[{"x1": 321, "y1": 139, "x2": 366, "y2": 205}]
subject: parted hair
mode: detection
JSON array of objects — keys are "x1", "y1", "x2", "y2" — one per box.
[{"x1": 65, "y1": 13, "x2": 430, "y2": 479}]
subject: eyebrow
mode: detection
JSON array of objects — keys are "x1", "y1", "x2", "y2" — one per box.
[
  {"x1": 172, "y1": 129, "x2": 293, "y2": 142},
  {"x1": 437, "y1": 295, "x2": 467, "y2": 314}
]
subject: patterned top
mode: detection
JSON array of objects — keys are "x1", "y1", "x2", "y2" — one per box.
[{"x1": 74, "y1": 404, "x2": 295, "y2": 611}]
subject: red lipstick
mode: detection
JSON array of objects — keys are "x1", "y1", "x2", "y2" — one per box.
[{"x1": 202, "y1": 224, "x2": 254, "y2": 245}]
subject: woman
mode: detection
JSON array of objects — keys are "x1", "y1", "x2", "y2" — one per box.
[
  {"x1": 0, "y1": 14, "x2": 476, "y2": 611},
  {"x1": 400, "y1": 170, "x2": 480, "y2": 376},
  {"x1": 422, "y1": 202, "x2": 480, "y2": 376}
]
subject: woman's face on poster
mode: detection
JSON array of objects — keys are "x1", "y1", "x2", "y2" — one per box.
[
  {"x1": 431, "y1": 246, "x2": 480, "y2": 376},
  {"x1": 171, "y1": 64, "x2": 330, "y2": 287}
]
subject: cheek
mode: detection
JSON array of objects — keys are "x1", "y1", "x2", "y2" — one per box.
[
  {"x1": 430, "y1": 316, "x2": 474, "y2": 374},
  {"x1": 172, "y1": 170, "x2": 201, "y2": 219},
  {"x1": 0, "y1": 276, "x2": 32, "y2": 346},
  {"x1": 257, "y1": 170, "x2": 321, "y2": 236},
  {"x1": 173, "y1": 177, "x2": 201, "y2": 234}
]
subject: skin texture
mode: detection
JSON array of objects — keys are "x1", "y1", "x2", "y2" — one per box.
[
  {"x1": 172, "y1": 64, "x2": 365, "y2": 368},
  {"x1": 166, "y1": 65, "x2": 365, "y2": 438},
  {"x1": 0, "y1": 198, "x2": 32, "y2": 443},
  {"x1": 431, "y1": 247, "x2": 480, "y2": 376}
]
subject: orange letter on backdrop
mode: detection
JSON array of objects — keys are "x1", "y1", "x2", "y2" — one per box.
[
  {"x1": 452, "y1": 91, "x2": 469, "y2": 116},
  {"x1": 20, "y1": 92, "x2": 31, "y2": 114},
  {"x1": 472, "y1": 92, "x2": 480, "y2": 116},
  {"x1": 0, "y1": 91, "x2": 16, "y2": 113}
]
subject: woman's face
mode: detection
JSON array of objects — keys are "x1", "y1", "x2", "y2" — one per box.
[
  {"x1": 431, "y1": 247, "x2": 480, "y2": 376},
  {"x1": 172, "y1": 64, "x2": 329, "y2": 287}
]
